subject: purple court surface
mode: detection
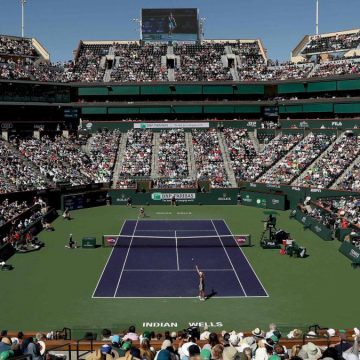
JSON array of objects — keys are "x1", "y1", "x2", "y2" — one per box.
[{"x1": 92, "y1": 220, "x2": 268, "y2": 298}]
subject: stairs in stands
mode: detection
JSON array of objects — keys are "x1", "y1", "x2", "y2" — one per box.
[
  {"x1": 111, "y1": 133, "x2": 127, "y2": 188},
  {"x1": 168, "y1": 68, "x2": 175, "y2": 81},
  {"x1": 82, "y1": 137, "x2": 93, "y2": 155},
  {"x1": 224, "y1": 46, "x2": 233, "y2": 55},
  {"x1": 248, "y1": 131, "x2": 261, "y2": 153},
  {"x1": 230, "y1": 67, "x2": 239, "y2": 81},
  {"x1": 331, "y1": 152, "x2": 360, "y2": 189},
  {"x1": 167, "y1": 46, "x2": 174, "y2": 55},
  {"x1": 185, "y1": 131, "x2": 197, "y2": 179},
  {"x1": 217, "y1": 131, "x2": 238, "y2": 187},
  {"x1": 291, "y1": 132, "x2": 342, "y2": 186},
  {"x1": 151, "y1": 132, "x2": 160, "y2": 179},
  {"x1": 307, "y1": 63, "x2": 318, "y2": 77},
  {"x1": 103, "y1": 69, "x2": 112, "y2": 82}
]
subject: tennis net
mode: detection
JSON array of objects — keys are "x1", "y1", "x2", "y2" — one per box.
[{"x1": 102, "y1": 234, "x2": 251, "y2": 248}]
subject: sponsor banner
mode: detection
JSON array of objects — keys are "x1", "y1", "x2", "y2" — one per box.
[
  {"x1": 240, "y1": 191, "x2": 285, "y2": 210},
  {"x1": 142, "y1": 321, "x2": 223, "y2": 328},
  {"x1": 293, "y1": 209, "x2": 332, "y2": 241},
  {"x1": 339, "y1": 241, "x2": 360, "y2": 264},
  {"x1": 134, "y1": 122, "x2": 209, "y2": 129},
  {"x1": 151, "y1": 192, "x2": 196, "y2": 202}
]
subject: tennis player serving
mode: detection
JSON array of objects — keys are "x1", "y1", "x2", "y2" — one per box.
[{"x1": 196, "y1": 265, "x2": 205, "y2": 301}]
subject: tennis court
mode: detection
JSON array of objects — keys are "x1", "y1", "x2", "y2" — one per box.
[{"x1": 93, "y1": 220, "x2": 268, "y2": 298}]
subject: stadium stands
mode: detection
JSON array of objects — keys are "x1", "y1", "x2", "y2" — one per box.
[
  {"x1": 119, "y1": 130, "x2": 153, "y2": 177},
  {"x1": 1, "y1": 32, "x2": 360, "y2": 82},
  {"x1": 0, "y1": 139, "x2": 48, "y2": 193},
  {"x1": 319, "y1": 197, "x2": 360, "y2": 228},
  {"x1": 173, "y1": 43, "x2": 232, "y2": 81},
  {"x1": 239, "y1": 133, "x2": 303, "y2": 181},
  {"x1": 0, "y1": 128, "x2": 359, "y2": 192},
  {"x1": 110, "y1": 43, "x2": 167, "y2": 82},
  {"x1": 337, "y1": 162, "x2": 360, "y2": 192},
  {"x1": 86, "y1": 129, "x2": 121, "y2": 183},
  {"x1": 192, "y1": 129, "x2": 231, "y2": 188},
  {"x1": 153, "y1": 129, "x2": 196, "y2": 189},
  {"x1": 258, "y1": 133, "x2": 336, "y2": 185},
  {"x1": 222, "y1": 128, "x2": 257, "y2": 181},
  {"x1": 0, "y1": 326, "x2": 358, "y2": 360},
  {"x1": 302, "y1": 30, "x2": 360, "y2": 55},
  {"x1": 16, "y1": 135, "x2": 109, "y2": 186},
  {"x1": 294, "y1": 134, "x2": 360, "y2": 189}
]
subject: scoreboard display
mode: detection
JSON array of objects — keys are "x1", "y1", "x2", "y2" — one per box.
[{"x1": 142, "y1": 8, "x2": 199, "y2": 42}]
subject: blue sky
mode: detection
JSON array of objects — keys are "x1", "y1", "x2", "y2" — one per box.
[{"x1": 0, "y1": 0, "x2": 359, "y2": 62}]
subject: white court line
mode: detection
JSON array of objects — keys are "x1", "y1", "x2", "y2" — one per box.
[
  {"x1": 91, "y1": 220, "x2": 128, "y2": 298},
  {"x1": 211, "y1": 220, "x2": 247, "y2": 297},
  {"x1": 94, "y1": 295, "x2": 266, "y2": 299},
  {"x1": 222, "y1": 220, "x2": 269, "y2": 298},
  {"x1": 113, "y1": 219, "x2": 139, "y2": 297},
  {"x1": 134, "y1": 229, "x2": 217, "y2": 232},
  {"x1": 175, "y1": 230, "x2": 179, "y2": 271},
  {"x1": 133, "y1": 219, "x2": 215, "y2": 222},
  {"x1": 123, "y1": 269, "x2": 234, "y2": 272}
]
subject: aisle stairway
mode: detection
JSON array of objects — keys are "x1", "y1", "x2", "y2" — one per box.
[
  {"x1": 248, "y1": 131, "x2": 261, "y2": 153},
  {"x1": 185, "y1": 132, "x2": 197, "y2": 180},
  {"x1": 217, "y1": 131, "x2": 238, "y2": 187},
  {"x1": 111, "y1": 133, "x2": 127, "y2": 188},
  {"x1": 151, "y1": 133, "x2": 160, "y2": 178}
]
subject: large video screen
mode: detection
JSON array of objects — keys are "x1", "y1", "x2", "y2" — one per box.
[{"x1": 142, "y1": 8, "x2": 199, "y2": 42}]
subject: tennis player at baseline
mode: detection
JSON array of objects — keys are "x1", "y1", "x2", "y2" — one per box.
[{"x1": 196, "y1": 265, "x2": 205, "y2": 301}]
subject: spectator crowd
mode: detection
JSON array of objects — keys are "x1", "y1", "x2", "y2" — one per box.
[
  {"x1": 222, "y1": 128, "x2": 257, "y2": 181},
  {"x1": 259, "y1": 133, "x2": 335, "y2": 185},
  {"x1": 1, "y1": 324, "x2": 358, "y2": 360},
  {"x1": 173, "y1": 43, "x2": 232, "y2": 81},
  {"x1": 119, "y1": 130, "x2": 153, "y2": 177},
  {"x1": 1, "y1": 34, "x2": 360, "y2": 82},
  {"x1": 192, "y1": 129, "x2": 231, "y2": 188},
  {"x1": 294, "y1": 134, "x2": 360, "y2": 189},
  {"x1": 87, "y1": 129, "x2": 121, "y2": 183},
  {"x1": 0, "y1": 139, "x2": 48, "y2": 193},
  {"x1": 16, "y1": 135, "x2": 108, "y2": 186},
  {"x1": 241, "y1": 134, "x2": 303, "y2": 181},
  {"x1": 337, "y1": 163, "x2": 360, "y2": 192}
]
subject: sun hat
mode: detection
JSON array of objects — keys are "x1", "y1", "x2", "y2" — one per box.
[
  {"x1": 201, "y1": 331, "x2": 211, "y2": 341},
  {"x1": 1, "y1": 338, "x2": 11, "y2": 345},
  {"x1": 229, "y1": 334, "x2": 240, "y2": 346},
  {"x1": 301, "y1": 342, "x2": 322, "y2": 360},
  {"x1": 223, "y1": 347, "x2": 239, "y2": 360},
  {"x1": 252, "y1": 328, "x2": 264, "y2": 338},
  {"x1": 161, "y1": 340, "x2": 172, "y2": 350}
]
